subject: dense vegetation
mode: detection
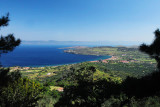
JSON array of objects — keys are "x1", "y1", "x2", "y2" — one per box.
[
  {"x1": 14, "y1": 60, "x2": 159, "y2": 106},
  {"x1": 0, "y1": 68, "x2": 44, "y2": 106}
]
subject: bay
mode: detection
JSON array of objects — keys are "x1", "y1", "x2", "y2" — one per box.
[{"x1": 1, "y1": 45, "x2": 111, "y2": 67}]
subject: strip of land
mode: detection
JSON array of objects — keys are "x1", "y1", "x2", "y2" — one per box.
[{"x1": 64, "y1": 46, "x2": 156, "y2": 64}]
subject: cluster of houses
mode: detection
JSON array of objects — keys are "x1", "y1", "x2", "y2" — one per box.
[
  {"x1": 90, "y1": 56, "x2": 119, "y2": 63},
  {"x1": 10, "y1": 66, "x2": 30, "y2": 71},
  {"x1": 11, "y1": 66, "x2": 46, "y2": 71},
  {"x1": 119, "y1": 60, "x2": 129, "y2": 63},
  {"x1": 90, "y1": 56, "x2": 137, "y2": 64}
]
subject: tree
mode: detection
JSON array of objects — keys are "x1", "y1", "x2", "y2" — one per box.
[
  {"x1": 139, "y1": 29, "x2": 160, "y2": 70},
  {"x1": 0, "y1": 69, "x2": 43, "y2": 107},
  {"x1": 0, "y1": 13, "x2": 44, "y2": 106},
  {"x1": 55, "y1": 65, "x2": 121, "y2": 107},
  {"x1": 0, "y1": 13, "x2": 21, "y2": 66}
]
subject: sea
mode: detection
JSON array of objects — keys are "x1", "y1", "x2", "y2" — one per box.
[{"x1": 1, "y1": 45, "x2": 111, "y2": 67}]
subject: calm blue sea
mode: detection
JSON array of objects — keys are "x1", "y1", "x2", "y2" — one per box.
[{"x1": 1, "y1": 45, "x2": 111, "y2": 67}]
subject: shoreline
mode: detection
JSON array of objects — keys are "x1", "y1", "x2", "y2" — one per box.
[{"x1": 8, "y1": 55, "x2": 112, "y2": 68}]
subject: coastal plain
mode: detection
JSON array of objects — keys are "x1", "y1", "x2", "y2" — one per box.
[{"x1": 10, "y1": 46, "x2": 156, "y2": 92}]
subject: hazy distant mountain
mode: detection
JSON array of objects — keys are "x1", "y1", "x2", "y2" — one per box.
[{"x1": 22, "y1": 40, "x2": 144, "y2": 46}]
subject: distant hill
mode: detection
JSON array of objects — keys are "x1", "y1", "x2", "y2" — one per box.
[{"x1": 22, "y1": 40, "x2": 143, "y2": 46}]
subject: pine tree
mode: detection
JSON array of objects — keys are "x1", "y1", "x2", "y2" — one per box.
[
  {"x1": 0, "y1": 13, "x2": 21, "y2": 66},
  {"x1": 139, "y1": 29, "x2": 160, "y2": 70}
]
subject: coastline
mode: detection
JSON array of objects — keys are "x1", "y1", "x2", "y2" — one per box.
[
  {"x1": 1, "y1": 45, "x2": 111, "y2": 67},
  {"x1": 9, "y1": 55, "x2": 112, "y2": 68}
]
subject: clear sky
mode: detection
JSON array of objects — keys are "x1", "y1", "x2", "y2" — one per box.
[{"x1": 1, "y1": 0, "x2": 160, "y2": 42}]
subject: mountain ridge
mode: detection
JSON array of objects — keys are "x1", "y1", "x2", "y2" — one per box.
[{"x1": 22, "y1": 40, "x2": 144, "y2": 46}]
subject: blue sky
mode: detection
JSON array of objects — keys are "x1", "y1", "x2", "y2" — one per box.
[{"x1": 1, "y1": 0, "x2": 160, "y2": 42}]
